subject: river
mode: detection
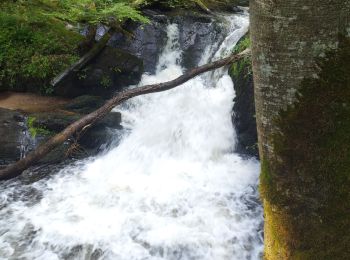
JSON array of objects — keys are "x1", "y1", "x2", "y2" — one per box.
[{"x1": 0, "y1": 12, "x2": 263, "y2": 260}]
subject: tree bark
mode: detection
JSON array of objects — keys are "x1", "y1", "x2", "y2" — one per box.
[
  {"x1": 0, "y1": 49, "x2": 250, "y2": 180},
  {"x1": 51, "y1": 29, "x2": 113, "y2": 88},
  {"x1": 250, "y1": 0, "x2": 350, "y2": 259}
]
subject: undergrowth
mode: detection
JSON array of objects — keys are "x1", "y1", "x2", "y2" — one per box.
[{"x1": 0, "y1": 1, "x2": 83, "y2": 94}]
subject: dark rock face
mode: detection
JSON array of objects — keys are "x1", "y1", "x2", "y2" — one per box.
[
  {"x1": 235, "y1": 0, "x2": 249, "y2": 7},
  {"x1": 110, "y1": 12, "x2": 168, "y2": 74},
  {"x1": 232, "y1": 70, "x2": 258, "y2": 158},
  {"x1": 110, "y1": 10, "x2": 225, "y2": 72},
  {"x1": 63, "y1": 95, "x2": 105, "y2": 114},
  {"x1": 32, "y1": 110, "x2": 122, "y2": 163},
  {"x1": 172, "y1": 13, "x2": 224, "y2": 69},
  {"x1": 54, "y1": 47, "x2": 143, "y2": 98},
  {"x1": 230, "y1": 36, "x2": 258, "y2": 158},
  {"x1": 31, "y1": 98, "x2": 122, "y2": 149},
  {"x1": 0, "y1": 95, "x2": 123, "y2": 165},
  {"x1": 0, "y1": 108, "x2": 27, "y2": 165},
  {"x1": 55, "y1": 10, "x2": 227, "y2": 99},
  {"x1": 31, "y1": 111, "x2": 121, "y2": 133}
]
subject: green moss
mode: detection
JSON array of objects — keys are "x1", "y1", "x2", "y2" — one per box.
[
  {"x1": 229, "y1": 34, "x2": 252, "y2": 79},
  {"x1": 136, "y1": 0, "x2": 247, "y2": 11},
  {"x1": 262, "y1": 36, "x2": 350, "y2": 259},
  {"x1": 260, "y1": 159, "x2": 272, "y2": 190},
  {"x1": 232, "y1": 36, "x2": 251, "y2": 55},
  {"x1": 27, "y1": 116, "x2": 52, "y2": 138},
  {"x1": 0, "y1": 1, "x2": 83, "y2": 94},
  {"x1": 100, "y1": 75, "x2": 112, "y2": 88}
]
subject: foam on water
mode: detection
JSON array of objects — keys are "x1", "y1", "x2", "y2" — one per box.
[{"x1": 0, "y1": 13, "x2": 263, "y2": 260}]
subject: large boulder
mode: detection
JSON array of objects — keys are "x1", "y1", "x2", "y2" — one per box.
[
  {"x1": 18, "y1": 110, "x2": 121, "y2": 164},
  {"x1": 0, "y1": 95, "x2": 123, "y2": 165},
  {"x1": 63, "y1": 95, "x2": 105, "y2": 114},
  {"x1": 54, "y1": 47, "x2": 143, "y2": 98},
  {"x1": 109, "y1": 11, "x2": 168, "y2": 73}
]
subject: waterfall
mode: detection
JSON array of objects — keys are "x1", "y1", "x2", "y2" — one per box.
[{"x1": 0, "y1": 13, "x2": 263, "y2": 260}]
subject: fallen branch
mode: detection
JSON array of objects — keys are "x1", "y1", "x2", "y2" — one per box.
[{"x1": 0, "y1": 49, "x2": 250, "y2": 180}]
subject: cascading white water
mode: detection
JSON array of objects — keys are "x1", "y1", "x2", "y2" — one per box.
[{"x1": 0, "y1": 13, "x2": 263, "y2": 260}]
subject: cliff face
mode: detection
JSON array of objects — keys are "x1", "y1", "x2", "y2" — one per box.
[{"x1": 250, "y1": 0, "x2": 350, "y2": 259}]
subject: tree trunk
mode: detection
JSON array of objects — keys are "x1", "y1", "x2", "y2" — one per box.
[
  {"x1": 250, "y1": 0, "x2": 350, "y2": 259},
  {"x1": 0, "y1": 49, "x2": 250, "y2": 181}
]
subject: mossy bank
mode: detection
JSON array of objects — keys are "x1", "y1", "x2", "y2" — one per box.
[{"x1": 0, "y1": 1, "x2": 83, "y2": 94}]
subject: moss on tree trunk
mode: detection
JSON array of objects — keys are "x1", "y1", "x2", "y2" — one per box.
[
  {"x1": 250, "y1": 0, "x2": 350, "y2": 258},
  {"x1": 261, "y1": 38, "x2": 350, "y2": 259}
]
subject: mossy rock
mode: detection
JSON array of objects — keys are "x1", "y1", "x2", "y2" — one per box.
[
  {"x1": 0, "y1": 1, "x2": 82, "y2": 94},
  {"x1": 229, "y1": 33, "x2": 258, "y2": 157},
  {"x1": 0, "y1": 108, "x2": 27, "y2": 164}
]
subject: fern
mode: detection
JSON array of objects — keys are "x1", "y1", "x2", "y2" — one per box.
[{"x1": 44, "y1": 0, "x2": 149, "y2": 26}]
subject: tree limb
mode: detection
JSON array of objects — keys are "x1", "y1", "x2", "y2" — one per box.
[{"x1": 0, "y1": 49, "x2": 250, "y2": 180}]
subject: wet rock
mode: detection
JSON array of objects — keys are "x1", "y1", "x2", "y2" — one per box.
[
  {"x1": 235, "y1": 0, "x2": 249, "y2": 7},
  {"x1": 110, "y1": 11, "x2": 168, "y2": 73},
  {"x1": 230, "y1": 35, "x2": 259, "y2": 158},
  {"x1": 0, "y1": 108, "x2": 27, "y2": 165},
  {"x1": 38, "y1": 142, "x2": 72, "y2": 164},
  {"x1": 232, "y1": 73, "x2": 258, "y2": 158},
  {"x1": 2, "y1": 94, "x2": 122, "y2": 166},
  {"x1": 111, "y1": 10, "x2": 225, "y2": 72},
  {"x1": 31, "y1": 111, "x2": 121, "y2": 133},
  {"x1": 64, "y1": 95, "x2": 105, "y2": 114},
  {"x1": 54, "y1": 47, "x2": 143, "y2": 98},
  {"x1": 30, "y1": 112, "x2": 80, "y2": 132},
  {"x1": 171, "y1": 12, "x2": 224, "y2": 69},
  {"x1": 29, "y1": 110, "x2": 122, "y2": 159}
]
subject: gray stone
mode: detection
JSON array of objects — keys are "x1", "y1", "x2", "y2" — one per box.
[
  {"x1": 110, "y1": 12, "x2": 168, "y2": 73},
  {"x1": 0, "y1": 108, "x2": 26, "y2": 164},
  {"x1": 64, "y1": 95, "x2": 105, "y2": 114}
]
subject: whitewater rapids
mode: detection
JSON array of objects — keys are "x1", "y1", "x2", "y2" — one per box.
[{"x1": 0, "y1": 13, "x2": 263, "y2": 260}]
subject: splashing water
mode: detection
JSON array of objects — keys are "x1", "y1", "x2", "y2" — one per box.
[{"x1": 0, "y1": 13, "x2": 263, "y2": 260}]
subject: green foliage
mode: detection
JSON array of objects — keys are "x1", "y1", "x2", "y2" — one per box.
[
  {"x1": 0, "y1": 1, "x2": 82, "y2": 93},
  {"x1": 230, "y1": 34, "x2": 252, "y2": 78},
  {"x1": 27, "y1": 116, "x2": 52, "y2": 138},
  {"x1": 0, "y1": 0, "x2": 151, "y2": 94},
  {"x1": 100, "y1": 75, "x2": 112, "y2": 88},
  {"x1": 48, "y1": 0, "x2": 149, "y2": 25},
  {"x1": 232, "y1": 36, "x2": 250, "y2": 55},
  {"x1": 134, "y1": 0, "x2": 240, "y2": 10}
]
